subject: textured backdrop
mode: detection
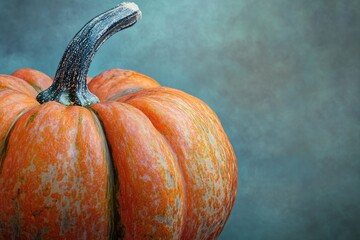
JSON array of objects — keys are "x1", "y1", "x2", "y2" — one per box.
[{"x1": 1, "y1": 0, "x2": 360, "y2": 239}]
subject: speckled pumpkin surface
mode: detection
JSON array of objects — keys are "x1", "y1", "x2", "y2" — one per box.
[{"x1": 0, "y1": 3, "x2": 237, "y2": 240}]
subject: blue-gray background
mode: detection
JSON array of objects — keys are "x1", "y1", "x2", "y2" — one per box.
[{"x1": 1, "y1": 0, "x2": 359, "y2": 239}]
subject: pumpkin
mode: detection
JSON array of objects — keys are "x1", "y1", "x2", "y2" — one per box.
[{"x1": 0, "y1": 2, "x2": 237, "y2": 239}]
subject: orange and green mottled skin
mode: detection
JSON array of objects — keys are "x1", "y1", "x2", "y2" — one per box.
[
  {"x1": 118, "y1": 87, "x2": 238, "y2": 239},
  {"x1": 0, "y1": 102, "x2": 112, "y2": 239},
  {"x1": 88, "y1": 69, "x2": 160, "y2": 101},
  {"x1": 0, "y1": 68, "x2": 237, "y2": 239},
  {"x1": 11, "y1": 68, "x2": 53, "y2": 93},
  {"x1": 0, "y1": 74, "x2": 38, "y2": 98},
  {"x1": 92, "y1": 102, "x2": 185, "y2": 239}
]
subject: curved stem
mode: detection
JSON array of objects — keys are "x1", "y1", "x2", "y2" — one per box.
[{"x1": 36, "y1": 2, "x2": 142, "y2": 106}]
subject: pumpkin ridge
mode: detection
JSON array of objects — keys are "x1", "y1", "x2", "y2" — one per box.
[
  {"x1": 0, "y1": 104, "x2": 39, "y2": 176},
  {"x1": 0, "y1": 102, "x2": 115, "y2": 238},
  {"x1": 119, "y1": 87, "x2": 238, "y2": 238},
  {"x1": 114, "y1": 97, "x2": 188, "y2": 236},
  {"x1": 88, "y1": 108, "x2": 125, "y2": 240},
  {"x1": 11, "y1": 68, "x2": 53, "y2": 93},
  {"x1": 153, "y1": 131, "x2": 188, "y2": 237},
  {"x1": 121, "y1": 101, "x2": 189, "y2": 237},
  {"x1": 91, "y1": 101, "x2": 185, "y2": 239},
  {"x1": 88, "y1": 69, "x2": 160, "y2": 102},
  {"x1": 0, "y1": 90, "x2": 38, "y2": 110},
  {"x1": 122, "y1": 100, "x2": 188, "y2": 237},
  {"x1": 0, "y1": 75, "x2": 38, "y2": 98}
]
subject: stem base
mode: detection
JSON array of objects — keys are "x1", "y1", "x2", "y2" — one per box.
[{"x1": 37, "y1": 86, "x2": 99, "y2": 106}]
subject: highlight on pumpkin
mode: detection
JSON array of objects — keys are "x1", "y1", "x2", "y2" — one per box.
[{"x1": 0, "y1": 2, "x2": 237, "y2": 239}]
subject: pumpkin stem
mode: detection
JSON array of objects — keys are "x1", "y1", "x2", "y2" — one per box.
[{"x1": 36, "y1": 2, "x2": 142, "y2": 106}]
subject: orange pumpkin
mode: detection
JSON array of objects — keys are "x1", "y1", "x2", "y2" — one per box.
[{"x1": 0, "y1": 3, "x2": 237, "y2": 239}]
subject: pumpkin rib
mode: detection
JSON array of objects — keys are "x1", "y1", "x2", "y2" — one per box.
[
  {"x1": 91, "y1": 101, "x2": 186, "y2": 239},
  {"x1": 88, "y1": 68, "x2": 160, "y2": 102},
  {"x1": 0, "y1": 102, "x2": 113, "y2": 239},
  {"x1": 153, "y1": 129, "x2": 188, "y2": 235},
  {"x1": 88, "y1": 108, "x2": 125, "y2": 239},
  {"x1": 117, "y1": 87, "x2": 238, "y2": 239},
  {"x1": 11, "y1": 68, "x2": 53, "y2": 93},
  {"x1": 0, "y1": 90, "x2": 39, "y2": 176},
  {"x1": 0, "y1": 74, "x2": 38, "y2": 98},
  {"x1": 0, "y1": 105, "x2": 37, "y2": 176},
  {"x1": 0, "y1": 89, "x2": 38, "y2": 110}
]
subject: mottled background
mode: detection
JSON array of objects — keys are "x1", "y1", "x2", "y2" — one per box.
[{"x1": 1, "y1": 0, "x2": 360, "y2": 239}]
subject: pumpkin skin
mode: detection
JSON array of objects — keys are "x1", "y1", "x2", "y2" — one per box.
[{"x1": 0, "y1": 3, "x2": 237, "y2": 240}]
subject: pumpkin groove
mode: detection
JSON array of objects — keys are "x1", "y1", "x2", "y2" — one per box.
[
  {"x1": 0, "y1": 2, "x2": 237, "y2": 239},
  {"x1": 11, "y1": 68, "x2": 53, "y2": 93},
  {"x1": 0, "y1": 90, "x2": 39, "y2": 176},
  {"x1": 116, "y1": 87, "x2": 238, "y2": 239},
  {"x1": 0, "y1": 75, "x2": 38, "y2": 98},
  {"x1": 0, "y1": 103, "x2": 112, "y2": 238},
  {"x1": 88, "y1": 69, "x2": 160, "y2": 102},
  {"x1": 89, "y1": 109, "x2": 124, "y2": 239},
  {"x1": 92, "y1": 102, "x2": 186, "y2": 239}
]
